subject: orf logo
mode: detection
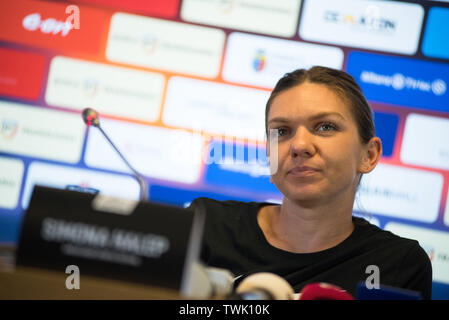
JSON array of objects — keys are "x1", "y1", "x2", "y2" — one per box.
[
  {"x1": 253, "y1": 49, "x2": 266, "y2": 72},
  {"x1": 1, "y1": 119, "x2": 19, "y2": 139},
  {"x1": 22, "y1": 13, "x2": 72, "y2": 37}
]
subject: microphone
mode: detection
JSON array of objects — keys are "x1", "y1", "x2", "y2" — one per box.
[
  {"x1": 205, "y1": 267, "x2": 235, "y2": 297},
  {"x1": 298, "y1": 283, "x2": 354, "y2": 300},
  {"x1": 234, "y1": 272, "x2": 294, "y2": 300},
  {"x1": 82, "y1": 108, "x2": 148, "y2": 202},
  {"x1": 180, "y1": 262, "x2": 235, "y2": 299},
  {"x1": 356, "y1": 282, "x2": 422, "y2": 300}
]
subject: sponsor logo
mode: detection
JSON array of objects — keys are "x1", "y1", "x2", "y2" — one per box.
[
  {"x1": 181, "y1": 0, "x2": 301, "y2": 37},
  {"x1": 22, "y1": 12, "x2": 72, "y2": 37},
  {"x1": 299, "y1": 0, "x2": 423, "y2": 55},
  {"x1": 360, "y1": 71, "x2": 447, "y2": 96},
  {"x1": 46, "y1": 56, "x2": 165, "y2": 122},
  {"x1": 420, "y1": 243, "x2": 436, "y2": 262},
  {"x1": 432, "y1": 79, "x2": 447, "y2": 96},
  {"x1": 252, "y1": 50, "x2": 266, "y2": 72},
  {"x1": 107, "y1": 13, "x2": 225, "y2": 78},
  {"x1": 83, "y1": 78, "x2": 100, "y2": 98},
  {"x1": 347, "y1": 51, "x2": 449, "y2": 113},
  {"x1": 223, "y1": 32, "x2": 343, "y2": 88},
  {"x1": 0, "y1": 0, "x2": 108, "y2": 55},
  {"x1": 219, "y1": 0, "x2": 236, "y2": 14},
  {"x1": 142, "y1": 34, "x2": 159, "y2": 54},
  {"x1": 355, "y1": 163, "x2": 443, "y2": 223},
  {"x1": 0, "y1": 101, "x2": 84, "y2": 163},
  {"x1": 324, "y1": 6, "x2": 396, "y2": 34},
  {"x1": 1, "y1": 119, "x2": 19, "y2": 139}
]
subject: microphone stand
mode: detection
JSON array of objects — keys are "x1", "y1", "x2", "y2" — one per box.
[
  {"x1": 82, "y1": 108, "x2": 148, "y2": 202},
  {"x1": 96, "y1": 125, "x2": 148, "y2": 202}
]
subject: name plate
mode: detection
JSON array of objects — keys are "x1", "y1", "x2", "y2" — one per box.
[{"x1": 16, "y1": 186, "x2": 205, "y2": 293}]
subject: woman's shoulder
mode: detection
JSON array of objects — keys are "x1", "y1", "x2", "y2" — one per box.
[
  {"x1": 352, "y1": 216, "x2": 430, "y2": 263},
  {"x1": 350, "y1": 217, "x2": 432, "y2": 297},
  {"x1": 353, "y1": 216, "x2": 414, "y2": 243}
]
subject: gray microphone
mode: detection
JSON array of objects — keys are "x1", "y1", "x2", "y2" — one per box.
[{"x1": 82, "y1": 108, "x2": 148, "y2": 202}]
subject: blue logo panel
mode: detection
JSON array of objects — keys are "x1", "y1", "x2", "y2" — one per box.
[
  {"x1": 373, "y1": 111, "x2": 399, "y2": 157},
  {"x1": 204, "y1": 140, "x2": 281, "y2": 195},
  {"x1": 422, "y1": 7, "x2": 449, "y2": 60},
  {"x1": 149, "y1": 185, "x2": 256, "y2": 208},
  {"x1": 347, "y1": 51, "x2": 449, "y2": 114}
]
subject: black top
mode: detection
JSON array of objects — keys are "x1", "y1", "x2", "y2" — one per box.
[{"x1": 187, "y1": 197, "x2": 433, "y2": 299}]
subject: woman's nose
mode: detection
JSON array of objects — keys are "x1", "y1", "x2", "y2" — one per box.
[{"x1": 290, "y1": 127, "x2": 316, "y2": 158}]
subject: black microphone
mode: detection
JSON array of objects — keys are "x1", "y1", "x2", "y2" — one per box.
[{"x1": 82, "y1": 108, "x2": 148, "y2": 202}]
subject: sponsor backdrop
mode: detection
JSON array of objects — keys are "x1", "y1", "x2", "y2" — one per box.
[{"x1": 0, "y1": 0, "x2": 448, "y2": 298}]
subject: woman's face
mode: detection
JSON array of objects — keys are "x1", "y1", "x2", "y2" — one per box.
[{"x1": 267, "y1": 82, "x2": 373, "y2": 206}]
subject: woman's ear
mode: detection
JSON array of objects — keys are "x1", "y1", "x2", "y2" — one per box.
[{"x1": 359, "y1": 137, "x2": 382, "y2": 174}]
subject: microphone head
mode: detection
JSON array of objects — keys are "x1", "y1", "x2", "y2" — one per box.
[
  {"x1": 299, "y1": 283, "x2": 354, "y2": 300},
  {"x1": 82, "y1": 108, "x2": 100, "y2": 127},
  {"x1": 236, "y1": 272, "x2": 294, "y2": 300}
]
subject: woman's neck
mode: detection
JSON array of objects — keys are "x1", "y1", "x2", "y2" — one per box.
[{"x1": 258, "y1": 196, "x2": 355, "y2": 254}]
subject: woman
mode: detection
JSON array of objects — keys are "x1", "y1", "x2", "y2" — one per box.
[{"x1": 188, "y1": 66, "x2": 432, "y2": 299}]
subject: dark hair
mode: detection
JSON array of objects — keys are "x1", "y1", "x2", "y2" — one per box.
[{"x1": 265, "y1": 66, "x2": 375, "y2": 144}]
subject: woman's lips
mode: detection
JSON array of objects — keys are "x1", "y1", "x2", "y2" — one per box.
[{"x1": 287, "y1": 166, "x2": 321, "y2": 177}]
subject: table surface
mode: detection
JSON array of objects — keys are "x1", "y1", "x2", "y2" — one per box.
[{"x1": 0, "y1": 244, "x2": 181, "y2": 300}]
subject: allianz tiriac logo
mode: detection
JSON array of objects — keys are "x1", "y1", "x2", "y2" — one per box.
[
  {"x1": 360, "y1": 71, "x2": 447, "y2": 97},
  {"x1": 323, "y1": 9, "x2": 396, "y2": 33},
  {"x1": 348, "y1": 51, "x2": 449, "y2": 114}
]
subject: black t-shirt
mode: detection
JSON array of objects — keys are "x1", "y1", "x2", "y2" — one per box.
[{"x1": 187, "y1": 197, "x2": 433, "y2": 299}]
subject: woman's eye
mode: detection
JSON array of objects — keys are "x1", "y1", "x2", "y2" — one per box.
[
  {"x1": 317, "y1": 122, "x2": 337, "y2": 132},
  {"x1": 277, "y1": 128, "x2": 289, "y2": 136}
]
